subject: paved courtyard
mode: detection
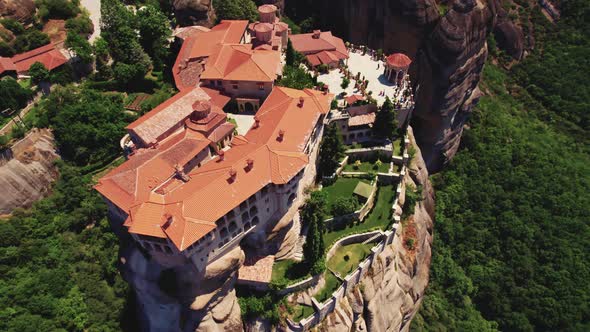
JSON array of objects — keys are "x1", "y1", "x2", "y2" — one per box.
[
  {"x1": 227, "y1": 113, "x2": 255, "y2": 136},
  {"x1": 317, "y1": 51, "x2": 412, "y2": 107}
]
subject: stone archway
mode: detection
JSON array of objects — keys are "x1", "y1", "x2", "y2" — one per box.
[{"x1": 245, "y1": 102, "x2": 254, "y2": 113}]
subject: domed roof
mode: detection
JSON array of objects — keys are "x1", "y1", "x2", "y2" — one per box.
[
  {"x1": 386, "y1": 53, "x2": 412, "y2": 68},
  {"x1": 254, "y1": 23, "x2": 274, "y2": 33},
  {"x1": 258, "y1": 4, "x2": 277, "y2": 14}
]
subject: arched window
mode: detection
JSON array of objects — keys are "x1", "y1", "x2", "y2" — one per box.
[{"x1": 252, "y1": 216, "x2": 260, "y2": 226}]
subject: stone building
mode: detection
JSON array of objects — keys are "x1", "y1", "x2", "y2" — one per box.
[
  {"x1": 248, "y1": 4, "x2": 289, "y2": 51},
  {"x1": 95, "y1": 87, "x2": 332, "y2": 272}
]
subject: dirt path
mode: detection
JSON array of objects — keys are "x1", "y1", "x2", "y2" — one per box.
[{"x1": 81, "y1": 0, "x2": 101, "y2": 42}]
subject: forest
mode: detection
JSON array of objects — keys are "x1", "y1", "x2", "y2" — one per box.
[{"x1": 412, "y1": 2, "x2": 590, "y2": 331}]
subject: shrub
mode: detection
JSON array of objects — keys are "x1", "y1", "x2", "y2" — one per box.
[
  {"x1": 0, "y1": 18, "x2": 25, "y2": 34},
  {"x1": 331, "y1": 196, "x2": 359, "y2": 217},
  {"x1": 11, "y1": 124, "x2": 26, "y2": 139},
  {"x1": 29, "y1": 62, "x2": 50, "y2": 84}
]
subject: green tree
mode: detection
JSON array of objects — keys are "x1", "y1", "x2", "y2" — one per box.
[
  {"x1": 277, "y1": 65, "x2": 315, "y2": 90},
  {"x1": 302, "y1": 191, "x2": 327, "y2": 274},
  {"x1": 373, "y1": 96, "x2": 398, "y2": 140},
  {"x1": 0, "y1": 78, "x2": 33, "y2": 111},
  {"x1": 65, "y1": 31, "x2": 93, "y2": 64},
  {"x1": 215, "y1": 0, "x2": 258, "y2": 22},
  {"x1": 101, "y1": 0, "x2": 151, "y2": 79},
  {"x1": 136, "y1": 5, "x2": 171, "y2": 70},
  {"x1": 341, "y1": 77, "x2": 350, "y2": 90},
  {"x1": 286, "y1": 39, "x2": 296, "y2": 66},
  {"x1": 331, "y1": 196, "x2": 359, "y2": 217},
  {"x1": 36, "y1": 0, "x2": 81, "y2": 20},
  {"x1": 65, "y1": 14, "x2": 94, "y2": 35},
  {"x1": 318, "y1": 123, "x2": 345, "y2": 176},
  {"x1": 29, "y1": 62, "x2": 50, "y2": 84}
]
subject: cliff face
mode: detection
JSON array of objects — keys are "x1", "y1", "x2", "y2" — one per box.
[
  {"x1": 0, "y1": 129, "x2": 60, "y2": 215},
  {"x1": 289, "y1": 0, "x2": 522, "y2": 172},
  {"x1": 319, "y1": 128, "x2": 434, "y2": 332},
  {"x1": 172, "y1": 0, "x2": 214, "y2": 27},
  {"x1": 0, "y1": 0, "x2": 36, "y2": 24}
]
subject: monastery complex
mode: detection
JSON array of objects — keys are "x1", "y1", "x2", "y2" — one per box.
[{"x1": 96, "y1": 4, "x2": 413, "y2": 273}]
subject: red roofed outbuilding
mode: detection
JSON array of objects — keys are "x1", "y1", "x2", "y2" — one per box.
[{"x1": 289, "y1": 30, "x2": 348, "y2": 68}]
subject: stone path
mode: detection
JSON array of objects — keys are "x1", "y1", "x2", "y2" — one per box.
[{"x1": 81, "y1": 0, "x2": 101, "y2": 42}]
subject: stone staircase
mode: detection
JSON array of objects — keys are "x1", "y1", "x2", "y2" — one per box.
[{"x1": 291, "y1": 213, "x2": 306, "y2": 262}]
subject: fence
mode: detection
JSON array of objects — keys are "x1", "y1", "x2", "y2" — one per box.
[{"x1": 284, "y1": 134, "x2": 409, "y2": 331}]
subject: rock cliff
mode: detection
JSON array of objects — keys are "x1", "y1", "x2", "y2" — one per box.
[
  {"x1": 0, "y1": 129, "x2": 60, "y2": 215},
  {"x1": 318, "y1": 127, "x2": 434, "y2": 332},
  {"x1": 172, "y1": 0, "x2": 214, "y2": 27},
  {"x1": 287, "y1": 0, "x2": 522, "y2": 172}
]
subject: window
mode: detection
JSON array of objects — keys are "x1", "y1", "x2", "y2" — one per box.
[
  {"x1": 229, "y1": 222, "x2": 238, "y2": 233},
  {"x1": 143, "y1": 242, "x2": 153, "y2": 251},
  {"x1": 261, "y1": 186, "x2": 268, "y2": 196},
  {"x1": 217, "y1": 80, "x2": 222, "y2": 86},
  {"x1": 252, "y1": 217, "x2": 260, "y2": 226},
  {"x1": 232, "y1": 81, "x2": 238, "y2": 90},
  {"x1": 154, "y1": 244, "x2": 163, "y2": 252},
  {"x1": 258, "y1": 82, "x2": 265, "y2": 90},
  {"x1": 220, "y1": 227, "x2": 228, "y2": 238},
  {"x1": 241, "y1": 212, "x2": 249, "y2": 222},
  {"x1": 249, "y1": 206, "x2": 258, "y2": 216},
  {"x1": 239, "y1": 201, "x2": 248, "y2": 211},
  {"x1": 248, "y1": 195, "x2": 256, "y2": 205},
  {"x1": 226, "y1": 210, "x2": 235, "y2": 219},
  {"x1": 164, "y1": 246, "x2": 173, "y2": 254},
  {"x1": 244, "y1": 222, "x2": 252, "y2": 230}
]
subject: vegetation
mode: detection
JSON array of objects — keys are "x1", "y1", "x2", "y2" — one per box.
[
  {"x1": 271, "y1": 259, "x2": 309, "y2": 288},
  {"x1": 65, "y1": 31, "x2": 93, "y2": 64},
  {"x1": 331, "y1": 196, "x2": 360, "y2": 217},
  {"x1": 318, "y1": 123, "x2": 345, "y2": 176},
  {"x1": 302, "y1": 192, "x2": 328, "y2": 275},
  {"x1": 136, "y1": 5, "x2": 172, "y2": 70},
  {"x1": 36, "y1": 85, "x2": 133, "y2": 166},
  {"x1": 36, "y1": 0, "x2": 81, "y2": 20},
  {"x1": 0, "y1": 78, "x2": 33, "y2": 112},
  {"x1": 277, "y1": 65, "x2": 315, "y2": 90},
  {"x1": 344, "y1": 160, "x2": 389, "y2": 173},
  {"x1": 314, "y1": 271, "x2": 340, "y2": 303},
  {"x1": 28, "y1": 62, "x2": 50, "y2": 84},
  {"x1": 373, "y1": 96, "x2": 399, "y2": 140},
  {"x1": 327, "y1": 243, "x2": 373, "y2": 276},
  {"x1": 324, "y1": 185, "x2": 395, "y2": 246},
  {"x1": 237, "y1": 291, "x2": 284, "y2": 325},
  {"x1": 322, "y1": 178, "x2": 365, "y2": 212},
  {"x1": 413, "y1": 63, "x2": 590, "y2": 331},
  {"x1": 215, "y1": 0, "x2": 258, "y2": 22}
]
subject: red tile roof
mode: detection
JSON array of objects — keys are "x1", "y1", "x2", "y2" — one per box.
[
  {"x1": 348, "y1": 112, "x2": 376, "y2": 127},
  {"x1": 173, "y1": 21, "x2": 249, "y2": 90},
  {"x1": 0, "y1": 57, "x2": 16, "y2": 75},
  {"x1": 11, "y1": 43, "x2": 67, "y2": 73},
  {"x1": 289, "y1": 31, "x2": 348, "y2": 63},
  {"x1": 345, "y1": 94, "x2": 365, "y2": 105},
  {"x1": 386, "y1": 53, "x2": 412, "y2": 68},
  {"x1": 96, "y1": 87, "x2": 333, "y2": 251},
  {"x1": 200, "y1": 44, "x2": 282, "y2": 82}
]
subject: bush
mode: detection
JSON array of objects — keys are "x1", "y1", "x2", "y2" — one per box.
[
  {"x1": 65, "y1": 15, "x2": 94, "y2": 35},
  {"x1": 37, "y1": 0, "x2": 81, "y2": 20},
  {"x1": 29, "y1": 62, "x2": 50, "y2": 84},
  {"x1": 331, "y1": 196, "x2": 359, "y2": 217},
  {"x1": 11, "y1": 124, "x2": 26, "y2": 139},
  {"x1": 0, "y1": 18, "x2": 25, "y2": 34}
]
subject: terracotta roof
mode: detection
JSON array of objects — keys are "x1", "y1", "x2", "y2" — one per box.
[
  {"x1": 386, "y1": 53, "x2": 412, "y2": 68},
  {"x1": 200, "y1": 87, "x2": 231, "y2": 109},
  {"x1": 348, "y1": 112, "x2": 376, "y2": 127},
  {"x1": 127, "y1": 87, "x2": 214, "y2": 146},
  {"x1": 289, "y1": 31, "x2": 348, "y2": 59},
  {"x1": 173, "y1": 26, "x2": 211, "y2": 41},
  {"x1": 96, "y1": 87, "x2": 333, "y2": 251},
  {"x1": 11, "y1": 43, "x2": 67, "y2": 73},
  {"x1": 200, "y1": 44, "x2": 282, "y2": 82},
  {"x1": 0, "y1": 57, "x2": 16, "y2": 74},
  {"x1": 345, "y1": 94, "x2": 365, "y2": 105},
  {"x1": 173, "y1": 21, "x2": 249, "y2": 90}
]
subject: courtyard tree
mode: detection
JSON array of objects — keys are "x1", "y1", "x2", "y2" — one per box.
[
  {"x1": 302, "y1": 191, "x2": 328, "y2": 274},
  {"x1": 373, "y1": 96, "x2": 399, "y2": 140},
  {"x1": 0, "y1": 78, "x2": 33, "y2": 111},
  {"x1": 65, "y1": 31, "x2": 93, "y2": 64},
  {"x1": 318, "y1": 123, "x2": 345, "y2": 177},
  {"x1": 341, "y1": 76, "x2": 350, "y2": 90},
  {"x1": 331, "y1": 196, "x2": 359, "y2": 217},
  {"x1": 215, "y1": 0, "x2": 259, "y2": 21},
  {"x1": 286, "y1": 39, "x2": 296, "y2": 66}
]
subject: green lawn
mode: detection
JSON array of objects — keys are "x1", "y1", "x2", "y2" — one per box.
[
  {"x1": 323, "y1": 178, "x2": 369, "y2": 211},
  {"x1": 392, "y1": 138, "x2": 402, "y2": 156},
  {"x1": 343, "y1": 161, "x2": 389, "y2": 173},
  {"x1": 271, "y1": 259, "x2": 310, "y2": 287},
  {"x1": 290, "y1": 304, "x2": 315, "y2": 322},
  {"x1": 18, "y1": 78, "x2": 31, "y2": 90},
  {"x1": 324, "y1": 185, "x2": 395, "y2": 247},
  {"x1": 327, "y1": 243, "x2": 374, "y2": 276},
  {"x1": 392, "y1": 163, "x2": 402, "y2": 173},
  {"x1": 314, "y1": 271, "x2": 341, "y2": 303}
]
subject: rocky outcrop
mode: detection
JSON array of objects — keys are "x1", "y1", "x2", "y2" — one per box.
[
  {"x1": 0, "y1": 0, "x2": 36, "y2": 24},
  {"x1": 172, "y1": 0, "x2": 214, "y2": 27},
  {"x1": 290, "y1": 0, "x2": 521, "y2": 172},
  {"x1": 119, "y1": 243, "x2": 245, "y2": 331},
  {"x1": 320, "y1": 127, "x2": 434, "y2": 331},
  {"x1": 0, "y1": 129, "x2": 60, "y2": 215}
]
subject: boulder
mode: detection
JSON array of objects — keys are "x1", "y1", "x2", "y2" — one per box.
[
  {"x1": 172, "y1": 0, "x2": 213, "y2": 27},
  {"x1": 494, "y1": 8, "x2": 525, "y2": 60}
]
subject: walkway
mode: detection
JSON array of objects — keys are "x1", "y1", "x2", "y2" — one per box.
[{"x1": 81, "y1": 0, "x2": 101, "y2": 42}]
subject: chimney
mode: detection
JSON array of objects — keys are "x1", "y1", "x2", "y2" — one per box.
[
  {"x1": 278, "y1": 129, "x2": 285, "y2": 141},
  {"x1": 218, "y1": 150, "x2": 225, "y2": 161},
  {"x1": 253, "y1": 117, "x2": 260, "y2": 128},
  {"x1": 246, "y1": 158, "x2": 254, "y2": 170},
  {"x1": 298, "y1": 97, "x2": 305, "y2": 107},
  {"x1": 174, "y1": 164, "x2": 190, "y2": 182},
  {"x1": 228, "y1": 168, "x2": 237, "y2": 182},
  {"x1": 312, "y1": 30, "x2": 321, "y2": 39}
]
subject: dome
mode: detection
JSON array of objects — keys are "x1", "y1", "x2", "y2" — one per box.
[
  {"x1": 386, "y1": 53, "x2": 412, "y2": 68},
  {"x1": 258, "y1": 4, "x2": 277, "y2": 14},
  {"x1": 254, "y1": 23, "x2": 274, "y2": 33},
  {"x1": 192, "y1": 100, "x2": 212, "y2": 120}
]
